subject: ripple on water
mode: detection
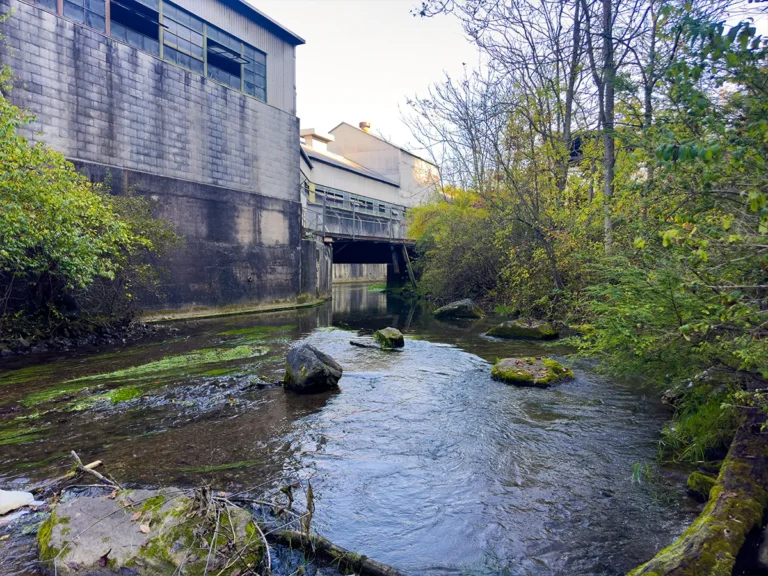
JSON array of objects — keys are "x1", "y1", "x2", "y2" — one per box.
[{"x1": 0, "y1": 290, "x2": 695, "y2": 576}]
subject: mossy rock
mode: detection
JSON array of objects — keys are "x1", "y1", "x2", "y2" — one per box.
[
  {"x1": 686, "y1": 471, "x2": 717, "y2": 502},
  {"x1": 38, "y1": 488, "x2": 263, "y2": 574},
  {"x1": 433, "y1": 299, "x2": 484, "y2": 319},
  {"x1": 486, "y1": 319, "x2": 558, "y2": 340},
  {"x1": 373, "y1": 327, "x2": 404, "y2": 349},
  {"x1": 491, "y1": 357, "x2": 573, "y2": 388}
]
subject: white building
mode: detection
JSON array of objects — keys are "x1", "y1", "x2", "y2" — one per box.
[{"x1": 299, "y1": 122, "x2": 440, "y2": 282}]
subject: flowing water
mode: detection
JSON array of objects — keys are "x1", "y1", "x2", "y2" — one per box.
[{"x1": 0, "y1": 284, "x2": 698, "y2": 575}]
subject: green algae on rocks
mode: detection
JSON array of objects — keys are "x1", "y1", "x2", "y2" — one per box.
[
  {"x1": 433, "y1": 299, "x2": 484, "y2": 319},
  {"x1": 38, "y1": 488, "x2": 264, "y2": 575},
  {"x1": 20, "y1": 345, "x2": 269, "y2": 407},
  {"x1": 486, "y1": 319, "x2": 559, "y2": 340},
  {"x1": 373, "y1": 327, "x2": 405, "y2": 349},
  {"x1": 491, "y1": 357, "x2": 573, "y2": 387},
  {"x1": 628, "y1": 410, "x2": 768, "y2": 576},
  {"x1": 686, "y1": 471, "x2": 717, "y2": 502}
]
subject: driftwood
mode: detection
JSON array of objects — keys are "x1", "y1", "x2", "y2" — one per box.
[
  {"x1": 267, "y1": 530, "x2": 405, "y2": 576},
  {"x1": 30, "y1": 451, "x2": 120, "y2": 495},
  {"x1": 629, "y1": 408, "x2": 768, "y2": 576},
  {"x1": 31, "y1": 459, "x2": 103, "y2": 495}
]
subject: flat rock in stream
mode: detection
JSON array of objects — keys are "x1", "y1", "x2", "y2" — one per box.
[
  {"x1": 284, "y1": 343, "x2": 343, "y2": 393},
  {"x1": 433, "y1": 299, "x2": 484, "y2": 319},
  {"x1": 39, "y1": 488, "x2": 262, "y2": 575},
  {"x1": 486, "y1": 319, "x2": 558, "y2": 340},
  {"x1": 491, "y1": 357, "x2": 573, "y2": 388}
]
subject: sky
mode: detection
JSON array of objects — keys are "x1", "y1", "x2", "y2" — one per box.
[
  {"x1": 253, "y1": 0, "x2": 478, "y2": 153},
  {"x1": 252, "y1": 1, "x2": 768, "y2": 155}
]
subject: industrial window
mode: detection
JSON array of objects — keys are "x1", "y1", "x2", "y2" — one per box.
[
  {"x1": 243, "y1": 45, "x2": 266, "y2": 101},
  {"x1": 206, "y1": 26, "x2": 245, "y2": 90},
  {"x1": 63, "y1": 0, "x2": 106, "y2": 31},
  {"x1": 110, "y1": 0, "x2": 160, "y2": 55},
  {"x1": 163, "y1": 2, "x2": 204, "y2": 74},
  {"x1": 378, "y1": 204, "x2": 387, "y2": 215}
]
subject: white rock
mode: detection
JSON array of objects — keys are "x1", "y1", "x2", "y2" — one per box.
[{"x1": 0, "y1": 489, "x2": 35, "y2": 515}]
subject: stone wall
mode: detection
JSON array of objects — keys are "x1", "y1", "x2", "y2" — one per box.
[
  {"x1": 333, "y1": 264, "x2": 386, "y2": 284},
  {"x1": 0, "y1": 0, "x2": 313, "y2": 310}
]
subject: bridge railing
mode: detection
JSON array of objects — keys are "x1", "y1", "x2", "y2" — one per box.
[{"x1": 302, "y1": 183, "x2": 409, "y2": 241}]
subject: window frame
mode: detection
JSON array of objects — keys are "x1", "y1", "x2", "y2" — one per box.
[{"x1": 21, "y1": 0, "x2": 269, "y2": 103}]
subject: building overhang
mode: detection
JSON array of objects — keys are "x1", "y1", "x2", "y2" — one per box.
[{"x1": 227, "y1": 0, "x2": 305, "y2": 46}]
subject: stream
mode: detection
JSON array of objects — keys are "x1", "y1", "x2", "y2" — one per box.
[{"x1": 0, "y1": 283, "x2": 698, "y2": 575}]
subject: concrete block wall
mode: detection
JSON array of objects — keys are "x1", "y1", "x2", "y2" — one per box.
[
  {"x1": 333, "y1": 264, "x2": 386, "y2": 284},
  {"x1": 0, "y1": 0, "x2": 312, "y2": 310}
]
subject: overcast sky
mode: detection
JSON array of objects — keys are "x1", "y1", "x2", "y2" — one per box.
[
  {"x1": 254, "y1": 1, "x2": 767, "y2": 155},
  {"x1": 254, "y1": 0, "x2": 478, "y2": 153}
]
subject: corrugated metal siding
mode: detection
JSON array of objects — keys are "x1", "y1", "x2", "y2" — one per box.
[{"x1": 171, "y1": 0, "x2": 296, "y2": 114}]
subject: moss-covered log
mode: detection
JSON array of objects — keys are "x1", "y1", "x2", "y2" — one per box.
[
  {"x1": 628, "y1": 409, "x2": 768, "y2": 576},
  {"x1": 268, "y1": 530, "x2": 405, "y2": 576}
]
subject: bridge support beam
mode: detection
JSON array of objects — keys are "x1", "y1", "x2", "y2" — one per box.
[{"x1": 387, "y1": 246, "x2": 409, "y2": 289}]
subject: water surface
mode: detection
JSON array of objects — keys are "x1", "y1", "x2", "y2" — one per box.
[{"x1": 0, "y1": 284, "x2": 697, "y2": 574}]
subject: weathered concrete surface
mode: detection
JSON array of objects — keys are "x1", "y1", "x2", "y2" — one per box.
[
  {"x1": 0, "y1": 0, "x2": 327, "y2": 312},
  {"x1": 284, "y1": 344, "x2": 343, "y2": 393}
]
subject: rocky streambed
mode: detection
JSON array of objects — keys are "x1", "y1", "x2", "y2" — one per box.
[{"x1": 0, "y1": 285, "x2": 704, "y2": 575}]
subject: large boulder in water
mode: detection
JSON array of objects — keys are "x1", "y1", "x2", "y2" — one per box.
[
  {"x1": 491, "y1": 357, "x2": 573, "y2": 388},
  {"x1": 486, "y1": 319, "x2": 558, "y2": 340},
  {"x1": 284, "y1": 343, "x2": 343, "y2": 393},
  {"x1": 433, "y1": 299, "x2": 484, "y2": 319},
  {"x1": 373, "y1": 327, "x2": 404, "y2": 349},
  {"x1": 38, "y1": 488, "x2": 262, "y2": 574}
]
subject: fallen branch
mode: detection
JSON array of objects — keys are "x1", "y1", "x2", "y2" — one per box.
[
  {"x1": 30, "y1": 459, "x2": 103, "y2": 495},
  {"x1": 267, "y1": 530, "x2": 405, "y2": 576},
  {"x1": 629, "y1": 408, "x2": 768, "y2": 576},
  {"x1": 70, "y1": 451, "x2": 122, "y2": 491}
]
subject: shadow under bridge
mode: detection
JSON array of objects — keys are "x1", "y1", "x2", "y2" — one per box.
[{"x1": 302, "y1": 188, "x2": 418, "y2": 288}]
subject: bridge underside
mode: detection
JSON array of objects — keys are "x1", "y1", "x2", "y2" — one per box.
[
  {"x1": 327, "y1": 238, "x2": 416, "y2": 288},
  {"x1": 330, "y1": 238, "x2": 414, "y2": 264}
]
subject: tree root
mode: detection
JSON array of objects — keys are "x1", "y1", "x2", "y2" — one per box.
[
  {"x1": 267, "y1": 530, "x2": 405, "y2": 576},
  {"x1": 628, "y1": 408, "x2": 768, "y2": 575}
]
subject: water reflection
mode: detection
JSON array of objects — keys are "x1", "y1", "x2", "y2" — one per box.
[{"x1": 0, "y1": 284, "x2": 696, "y2": 575}]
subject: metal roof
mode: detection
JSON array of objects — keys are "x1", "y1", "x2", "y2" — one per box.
[
  {"x1": 301, "y1": 145, "x2": 399, "y2": 187},
  {"x1": 226, "y1": 0, "x2": 305, "y2": 46}
]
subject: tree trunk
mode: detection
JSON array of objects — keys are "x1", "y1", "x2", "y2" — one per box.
[
  {"x1": 628, "y1": 408, "x2": 768, "y2": 576},
  {"x1": 267, "y1": 530, "x2": 405, "y2": 576},
  {"x1": 601, "y1": 0, "x2": 615, "y2": 252},
  {"x1": 558, "y1": 0, "x2": 581, "y2": 195}
]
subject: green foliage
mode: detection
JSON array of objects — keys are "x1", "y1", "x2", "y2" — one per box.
[
  {"x1": 409, "y1": 186, "x2": 503, "y2": 302},
  {"x1": 660, "y1": 389, "x2": 739, "y2": 463},
  {"x1": 0, "y1": 57, "x2": 179, "y2": 338},
  {"x1": 409, "y1": 10, "x2": 768, "y2": 462}
]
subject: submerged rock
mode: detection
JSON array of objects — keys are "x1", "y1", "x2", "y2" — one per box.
[
  {"x1": 373, "y1": 327, "x2": 405, "y2": 349},
  {"x1": 0, "y1": 489, "x2": 35, "y2": 515},
  {"x1": 686, "y1": 471, "x2": 717, "y2": 502},
  {"x1": 486, "y1": 319, "x2": 558, "y2": 340},
  {"x1": 433, "y1": 299, "x2": 484, "y2": 319},
  {"x1": 491, "y1": 357, "x2": 573, "y2": 387},
  {"x1": 38, "y1": 488, "x2": 262, "y2": 575},
  {"x1": 284, "y1": 343, "x2": 343, "y2": 393}
]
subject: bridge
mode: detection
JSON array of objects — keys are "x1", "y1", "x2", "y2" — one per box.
[{"x1": 302, "y1": 184, "x2": 417, "y2": 287}]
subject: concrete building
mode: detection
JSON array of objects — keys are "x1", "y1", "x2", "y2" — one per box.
[
  {"x1": 300, "y1": 122, "x2": 439, "y2": 283},
  {"x1": 0, "y1": 0, "x2": 332, "y2": 312}
]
